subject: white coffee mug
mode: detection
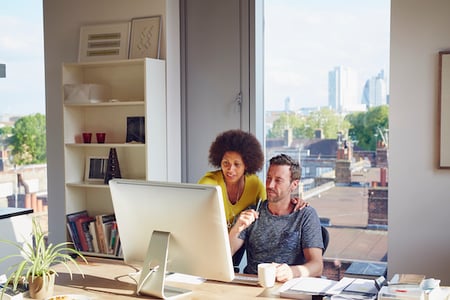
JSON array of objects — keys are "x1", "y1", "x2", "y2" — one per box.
[{"x1": 258, "y1": 263, "x2": 276, "y2": 288}]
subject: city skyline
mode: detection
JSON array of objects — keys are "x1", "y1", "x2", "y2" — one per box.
[
  {"x1": 0, "y1": 1, "x2": 390, "y2": 116},
  {"x1": 264, "y1": 0, "x2": 390, "y2": 111}
]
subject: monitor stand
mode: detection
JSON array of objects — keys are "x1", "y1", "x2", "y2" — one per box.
[{"x1": 137, "y1": 230, "x2": 192, "y2": 299}]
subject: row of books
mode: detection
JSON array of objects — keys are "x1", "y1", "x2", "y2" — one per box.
[{"x1": 66, "y1": 210, "x2": 122, "y2": 257}]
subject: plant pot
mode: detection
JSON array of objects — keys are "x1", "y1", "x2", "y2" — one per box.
[{"x1": 28, "y1": 272, "x2": 55, "y2": 299}]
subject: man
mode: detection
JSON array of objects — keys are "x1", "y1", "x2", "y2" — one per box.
[{"x1": 229, "y1": 154, "x2": 324, "y2": 282}]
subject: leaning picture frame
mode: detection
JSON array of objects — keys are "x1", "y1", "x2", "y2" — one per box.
[
  {"x1": 85, "y1": 156, "x2": 108, "y2": 182},
  {"x1": 78, "y1": 22, "x2": 131, "y2": 62},
  {"x1": 126, "y1": 116, "x2": 145, "y2": 143},
  {"x1": 129, "y1": 16, "x2": 162, "y2": 59}
]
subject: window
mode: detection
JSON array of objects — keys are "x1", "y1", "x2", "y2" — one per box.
[
  {"x1": 0, "y1": 1, "x2": 47, "y2": 228},
  {"x1": 263, "y1": 0, "x2": 390, "y2": 279}
]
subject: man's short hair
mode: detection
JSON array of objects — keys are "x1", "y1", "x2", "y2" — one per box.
[{"x1": 269, "y1": 154, "x2": 301, "y2": 181}]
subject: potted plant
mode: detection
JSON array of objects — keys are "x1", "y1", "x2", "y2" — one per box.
[{"x1": 0, "y1": 217, "x2": 87, "y2": 299}]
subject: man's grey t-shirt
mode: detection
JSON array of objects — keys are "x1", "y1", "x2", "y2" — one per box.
[{"x1": 238, "y1": 201, "x2": 323, "y2": 274}]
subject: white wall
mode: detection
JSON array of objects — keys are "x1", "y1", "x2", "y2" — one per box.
[
  {"x1": 390, "y1": 0, "x2": 450, "y2": 284},
  {"x1": 43, "y1": 0, "x2": 181, "y2": 245}
]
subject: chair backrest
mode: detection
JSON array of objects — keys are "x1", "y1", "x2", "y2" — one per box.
[{"x1": 321, "y1": 226, "x2": 329, "y2": 254}]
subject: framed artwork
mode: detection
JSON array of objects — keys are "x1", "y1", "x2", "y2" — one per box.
[
  {"x1": 126, "y1": 116, "x2": 145, "y2": 143},
  {"x1": 85, "y1": 156, "x2": 108, "y2": 182},
  {"x1": 129, "y1": 16, "x2": 161, "y2": 59},
  {"x1": 439, "y1": 51, "x2": 450, "y2": 167},
  {"x1": 78, "y1": 22, "x2": 131, "y2": 62}
]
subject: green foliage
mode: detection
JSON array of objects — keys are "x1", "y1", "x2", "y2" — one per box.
[
  {"x1": 0, "y1": 218, "x2": 86, "y2": 293},
  {"x1": 9, "y1": 113, "x2": 46, "y2": 165},
  {"x1": 346, "y1": 105, "x2": 389, "y2": 150},
  {"x1": 0, "y1": 126, "x2": 12, "y2": 136},
  {"x1": 267, "y1": 113, "x2": 305, "y2": 138},
  {"x1": 268, "y1": 108, "x2": 351, "y2": 140}
]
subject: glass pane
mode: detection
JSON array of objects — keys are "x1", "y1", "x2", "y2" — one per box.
[
  {"x1": 263, "y1": 0, "x2": 390, "y2": 280},
  {"x1": 0, "y1": 1, "x2": 47, "y2": 230}
]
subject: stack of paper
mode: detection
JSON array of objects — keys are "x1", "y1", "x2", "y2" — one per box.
[
  {"x1": 278, "y1": 276, "x2": 383, "y2": 300},
  {"x1": 389, "y1": 274, "x2": 425, "y2": 286}
]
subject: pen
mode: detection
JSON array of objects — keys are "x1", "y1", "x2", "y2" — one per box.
[{"x1": 255, "y1": 199, "x2": 262, "y2": 212}]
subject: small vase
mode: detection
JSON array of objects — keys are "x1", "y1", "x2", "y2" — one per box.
[
  {"x1": 104, "y1": 147, "x2": 122, "y2": 184},
  {"x1": 28, "y1": 272, "x2": 55, "y2": 299}
]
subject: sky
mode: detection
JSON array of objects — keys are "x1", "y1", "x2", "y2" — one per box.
[
  {"x1": 0, "y1": 0, "x2": 390, "y2": 116},
  {"x1": 0, "y1": 1, "x2": 45, "y2": 117},
  {"x1": 264, "y1": 0, "x2": 390, "y2": 111}
]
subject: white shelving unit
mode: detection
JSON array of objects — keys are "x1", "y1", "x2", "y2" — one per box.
[{"x1": 62, "y1": 58, "x2": 167, "y2": 258}]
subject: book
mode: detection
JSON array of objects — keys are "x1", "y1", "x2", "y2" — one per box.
[
  {"x1": 81, "y1": 218, "x2": 95, "y2": 252},
  {"x1": 66, "y1": 210, "x2": 89, "y2": 251},
  {"x1": 75, "y1": 215, "x2": 94, "y2": 252},
  {"x1": 108, "y1": 221, "x2": 118, "y2": 255},
  {"x1": 113, "y1": 235, "x2": 121, "y2": 257},
  {"x1": 95, "y1": 214, "x2": 116, "y2": 255},
  {"x1": 88, "y1": 220, "x2": 100, "y2": 253}
]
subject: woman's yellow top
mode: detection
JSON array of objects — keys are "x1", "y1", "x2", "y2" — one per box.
[{"x1": 198, "y1": 170, "x2": 266, "y2": 228}]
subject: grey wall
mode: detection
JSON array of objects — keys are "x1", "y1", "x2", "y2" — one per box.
[
  {"x1": 390, "y1": 0, "x2": 450, "y2": 284},
  {"x1": 181, "y1": 0, "x2": 252, "y2": 183}
]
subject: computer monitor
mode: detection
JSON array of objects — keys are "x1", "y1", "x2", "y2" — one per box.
[{"x1": 109, "y1": 179, "x2": 235, "y2": 299}]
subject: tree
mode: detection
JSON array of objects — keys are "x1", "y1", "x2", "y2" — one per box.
[
  {"x1": 346, "y1": 105, "x2": 389, "y2": 151},
  {"x1": 267, "y1": 113, "x2": 305, "y2": 138},
  {"x1": 267, "y1": 108, "x2": 350, "y2": 140},
  {"x1": 304, "y1": 107, "x2": 350, "y2": 139},
  {"x1": 9, "y1": 113, "x2": 46, "y2": 165}
]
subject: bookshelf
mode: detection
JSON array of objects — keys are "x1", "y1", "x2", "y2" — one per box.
[{"x1": 62, "y1": 58, "x2": 167, "y2": 258}]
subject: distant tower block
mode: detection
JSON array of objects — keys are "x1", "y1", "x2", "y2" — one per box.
[{"x1": 0, "y1": 63, "x2": 5, "y2": 78}]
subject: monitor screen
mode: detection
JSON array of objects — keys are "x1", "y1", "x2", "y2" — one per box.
[{"x1": 109, "y1": 179, "x2": 235, "y2": 298}]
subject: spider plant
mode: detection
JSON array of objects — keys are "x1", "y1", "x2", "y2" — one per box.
[{"x1": 0, "y1": 217, "x2": 87, "y2": 296}]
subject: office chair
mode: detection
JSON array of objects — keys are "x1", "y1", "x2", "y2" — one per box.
[{"x1": 321, "y1": 225, "x2": 330, "y2": 254}]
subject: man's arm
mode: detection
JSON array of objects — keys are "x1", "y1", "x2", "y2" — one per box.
[
  {"x1": 274, "y1": 248, "x2": 324, "y2": 282},
  {"x1": 228, "y1": 225, "x2": 244, "y2": 255},
  {"x1": 228, "y1": 209, "x2": 258, "y2": 255}
]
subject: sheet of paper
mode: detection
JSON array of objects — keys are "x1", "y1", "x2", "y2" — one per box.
[{"x1": 279, "y1": 277, "x2": 337, "y2": 294}]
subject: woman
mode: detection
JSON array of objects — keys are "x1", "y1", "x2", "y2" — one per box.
[
  {"x1": 198, "y1": 130, "x2": 308, "y2": 269},
  {"x1": 198, "y1": 129, "x2": 266, "y2": 229}
]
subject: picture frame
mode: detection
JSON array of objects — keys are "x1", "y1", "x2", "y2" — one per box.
[
  {"x1": 126, "y1": 116, "x2": 145, "y2": 143},
  {"x1": 439, "y1": 51, "x2": 450, "y2": 167},
  {"x1": 85, "y1": 156, "x2": 108, "y2": 182},
  {"x1": 129, "y1": 16, "x2": 161, "y2": 59},
  {"x1": 78, "y1": 22, "x2": 131, "y2": 62}
]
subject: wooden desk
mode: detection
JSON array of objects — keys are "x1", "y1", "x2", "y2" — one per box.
[{"x1": 28, "y1": 257, "x2": 295, "y2": 299}]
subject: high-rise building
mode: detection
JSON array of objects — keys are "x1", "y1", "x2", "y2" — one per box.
[
  {"x1": 362, "y1": 70, "x2": 388, "y2": 107},
  {"x1": 0, "y1": 63, "x2": 5, "y2": 78},
  {"x1": 284, "y1": 96, "x2": 291, "y2": 112},
  {"x1": 328, "y1": 66, "x2": 361, "y2": 114}
]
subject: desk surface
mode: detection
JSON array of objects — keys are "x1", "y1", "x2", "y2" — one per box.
[
  {"x1": 27, "y1": 257, "x2": 302, "y2": 299},
  {"x1": 0, "y1": 207, "x2": 33, "y2": 219}
]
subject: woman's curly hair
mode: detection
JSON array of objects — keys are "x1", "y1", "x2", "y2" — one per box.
[{"x1": 208, "y1": 129, "x2": 264, "y2": 174}]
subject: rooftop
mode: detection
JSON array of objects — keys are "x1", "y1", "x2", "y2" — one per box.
[{"x1": 307, "y1": 168, "x2": 388, "y2": 263}]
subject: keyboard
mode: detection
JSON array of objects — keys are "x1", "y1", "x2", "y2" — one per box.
[{"x1": 231, "y1": 274, "x2": 260, "y2": 286}]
